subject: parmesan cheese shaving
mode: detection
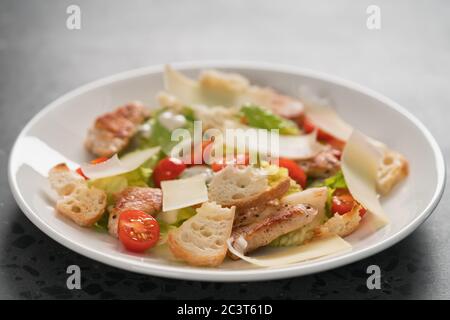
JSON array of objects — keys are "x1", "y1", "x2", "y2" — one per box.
[
  {"x1": 161, "y1": 174, "x2": 209, "y2": 212},
  {"x1": 164, "y1": 65, "x2": 202, "y2": 105},
  {"x1": 226, "y1": 235, "x2": 352, "y2": 267},
  {"x1": 277, "y1": 131, "x2": 325, "y2": 160},
  {"x1": 164, "y1": 65, "x2": 301, "y2": 114},
  {"x1": 164, "y1": 65, "x2": 240, "y2": 106},
  {"x1": 224, "y1": 129, "x2": 323, "y2": 161},
  {"x1": 341, "y1": 130, "x2": 389, "y2": 227},
  {"x1": 304, "y1": 102, "x2": 353, "y2": 142},
  {"x1": 81, "y1": 147, "x2": 160, "y2": 180}
]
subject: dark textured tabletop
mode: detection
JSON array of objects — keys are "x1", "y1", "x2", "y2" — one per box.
[{"x1": 0, "y1": 0, "x2": 449, "y2": 299}]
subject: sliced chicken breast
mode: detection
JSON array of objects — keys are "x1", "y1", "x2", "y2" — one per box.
[
  {"x1": 85, "y1": 102, "x2": 150, "y2": 157},
  {"x1": 108, "y1": 186, "x2": 162, "y2": 237},
  {"x1": 298, "y1": 146, "x2": 341, "y2": 178},
  {"x1": 229, "y1": 203, "x2": 318, "y2": 258}
]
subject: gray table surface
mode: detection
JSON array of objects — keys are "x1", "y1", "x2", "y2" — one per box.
[{"x1": 0, "y1": 0, "x2": 449, "y2": 300}]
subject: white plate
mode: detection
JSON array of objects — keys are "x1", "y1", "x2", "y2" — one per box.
[{"x1": 8, "y1": 61, "x2": 446, "y2": 282}]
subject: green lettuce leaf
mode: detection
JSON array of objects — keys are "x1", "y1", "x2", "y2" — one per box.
[
  {"x1": 317, "y1": 170, "x2": 347, "y2": 217},
  {"x1": 240, "y1": 105, "x2": 299, "y2": 135}
]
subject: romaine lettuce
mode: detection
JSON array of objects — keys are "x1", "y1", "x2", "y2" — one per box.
[{"x1": 240, "y1": 105, "x2": 299, "y2": 135}]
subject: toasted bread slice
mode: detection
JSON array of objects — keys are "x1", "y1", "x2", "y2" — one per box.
[
  {"x1": 315, "y1": 205, "x2": 361, "y2": 238},
  {"x1": 49, "y1": 163, "x2": 107, "y2": 227},
  {"x1": 48, "y1": 163, "x2": 85, "y2": 196},
  {"x1": 208, "y1": 166, "x2": 290, "y2": 211},
  {"x1": 377, "y1": 150, "x2": 409, "y2": 195},
  {"x1": 168, "y1": 202, "x2": 235, "y2": 267},
  {"x1": 56, "y1": 186, "x2": 107, "y2": 227}
]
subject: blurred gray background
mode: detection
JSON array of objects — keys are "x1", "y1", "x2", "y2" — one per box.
[{"x1": 0, "y1": 0, "x2": 449, "y2": 299}]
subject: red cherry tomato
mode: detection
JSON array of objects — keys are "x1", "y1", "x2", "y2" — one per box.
[
  {"x1": 211, "y1": 154, "x2": 250, "y2": 172},
  {"x1": 76, "y1": 156, "x2": 109, "y2": 180},
  {"x1": 118, "y1": 210, "x2": 160, "y2": 252},
  {"x1": 331, "y1": 189, "x2": 366, "y2": 217},
  {"x1": 301, "y1": 116, "x2": 315, "y2": 134},
  {"x1": 277, "y1": 158, "x2": 307, "y2": 189},
  {"x1": 153, "y1": 157, "x2": 186, "y2": 187}
]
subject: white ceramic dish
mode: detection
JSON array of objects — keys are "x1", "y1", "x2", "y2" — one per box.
[{"x1": 8, "y1": 61, "x2": 446, "y2": 282}]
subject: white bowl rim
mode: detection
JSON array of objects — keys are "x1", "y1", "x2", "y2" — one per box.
[{"x1": 8, "y1": 60, "x2": 446, "y2": 282}]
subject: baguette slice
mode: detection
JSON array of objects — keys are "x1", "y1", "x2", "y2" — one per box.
[
  {"x1": 315, "y1": 205, "x2": 361, "y2": 238},
  {"x1": 377, "y1": 150, "x2": 409, "y2": 195},
  {"x1": 49, "y1": 163, "x2": 107, "y2": 227},
  {"x1": 48, "y1": 163, "x2": 85, "y2": 196},
  {"x1": 208, "y1": 165, "x2": 290, "y2": 211},
  {"x1": 56, "y1": 185, "x2": 107, "y2": 227},
  {"x1": 168, "y1": 202, "x2": 235, "y2": 267}
]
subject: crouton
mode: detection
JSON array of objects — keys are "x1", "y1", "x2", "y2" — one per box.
[
  {"x1": 315, "y1": 205, "x2": 362, "y2": 238},
  {"x1": 56, "y1": 186, "x2": 107, "y2": 227},
  {"x1": 168, "y1": 202, "x2": 235, "y2": 267},
  {"x1": 48, "y1": 163, "x2": 107, "y2": 227},
  {"x1": 208, "y1": 165, "x2": 290, "y2": 211},
  {"x1": 377, "y1": 150, "x2": 409, "y2": 195},
  {"x1": 48, "y1": 163, "x2": 85, "y2": 196}
]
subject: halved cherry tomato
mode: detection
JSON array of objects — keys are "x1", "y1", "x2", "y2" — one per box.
[
  {"x1": 76, "y1": 156, "x2": 109, "y2": 180},
  {"x1": 211, "y1": 154, "x2": 250, "y2": 172},
  {"x1": 331, "y1": 188, "x2": 366, "y2": 217},
  {"x1": 118, "y1": 210, "x2": 160, "y2": 252},
  {"x1": 153, "y1": 157, "x2": 186, "y2": 187},
  {"x1": 277, "y1": 158, "x2": 307, "y2": 189}
]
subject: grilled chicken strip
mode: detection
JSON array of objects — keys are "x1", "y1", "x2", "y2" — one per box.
[
  {"x1": 229, "y1": 203, "x2": 318, "y2": 258},
  {"x1": 85, "y1": 102, "x2": 150, "y2": 157},
  {"x1": 108, "y1": 187, "x2": 162, "y2": 237},
  {"x1": 298, "y1": 146, "x2": 341, "y2": 178},
  {"x1": 233, "y1": 201, "x2": 279, "y2": 228}
]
